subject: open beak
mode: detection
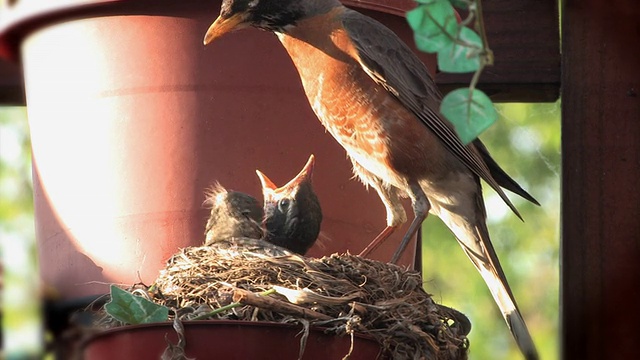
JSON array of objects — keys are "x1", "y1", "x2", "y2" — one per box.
[
  {"x1": 256, "y1": 155, "x2": 316, "y2": 197},
  {"x1": 203, "y1": 13, "x2": 249, "y2": 45},
  {"x1": 282, "y1": 154, "x2": 315, "y2": 190},
  {"x1": 256, "y1": 169, "x2": 278, "y2": 192}
]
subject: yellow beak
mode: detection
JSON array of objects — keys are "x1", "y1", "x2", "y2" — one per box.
[{"x1": 203, "y1": 13, "x2": 249, "y2": 45}]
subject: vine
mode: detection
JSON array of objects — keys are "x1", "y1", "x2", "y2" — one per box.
[{"x1": 407, "y1": 0, "x2": 497, "y2": 144}]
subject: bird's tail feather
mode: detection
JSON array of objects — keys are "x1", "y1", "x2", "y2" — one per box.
[
  {"x1": 441, "y1": 211, "x2": 539, "y2": 360},
  {"x1": 472, "y1": 139, "x2": 540, "y2": 206}
]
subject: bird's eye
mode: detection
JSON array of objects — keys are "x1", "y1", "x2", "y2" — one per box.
[{"x1": 278, "y1": 198, "x2": 290, "y2": 211}]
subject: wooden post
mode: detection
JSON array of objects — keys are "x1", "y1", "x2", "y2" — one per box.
[
  {"x1": 0, "y1": 59, "x2": 23, "y2": 104},
  {"x1": 562, "y1": 0, "x2": 640, "y2": 359}
]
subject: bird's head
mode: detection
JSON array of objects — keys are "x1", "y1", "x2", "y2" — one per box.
[
  {"x1": 256, "y1": 154, "x2": 322, "y2": 255},
  {"x1": 203, "y1": 182, "x2": 264, "y2": 245},
  {"x1": 203, "y1": 0, "x2": 340, "y2": 44}
]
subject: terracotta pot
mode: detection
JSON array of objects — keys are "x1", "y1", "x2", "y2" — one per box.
[
  {"x1": 0, "y1": 0, "x2": 435, "y2": 301},
  {"x1": 83, "y1": 320, "x2": 382, "y2": 359}
]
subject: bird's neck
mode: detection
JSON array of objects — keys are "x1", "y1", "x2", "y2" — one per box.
[
  {"x1": 275, "y1": 7, "x2": 364, "y2": 106},
  {"x1": 276, "y1": 7, "x2": 358, "y2": 64}
]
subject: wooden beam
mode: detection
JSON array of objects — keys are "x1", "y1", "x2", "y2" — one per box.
[
  {"x1": 436, "y1": 0, "x2": 560, "y2": 102},
  {"x1": 348, "y1": 0, "x2": 561, "y2": 102},
  {"x1": 562, "y1": 0, "x2": 640, "y2": 359}
]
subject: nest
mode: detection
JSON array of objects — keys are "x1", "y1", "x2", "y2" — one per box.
[{"x1": 99, "y1": 238, "x2": 470, "y2": 360}]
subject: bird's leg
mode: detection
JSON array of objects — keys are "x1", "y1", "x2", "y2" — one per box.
[
  {"x1": 358, "y1": 225, "x2": 397, "y2": 257},
  {"x1": 390, "y1": 182, "x2": 430, "y2": 264},
  {"x1": 354, "y1": 164, "x2": 406, "y2": 258}
]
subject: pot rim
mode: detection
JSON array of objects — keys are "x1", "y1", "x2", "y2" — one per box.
[
  {"x1": 0, "y1": 0, "x2": 413, "y2": 61},
  {"x1": 82, "y1": 319, "x2": 384, "y2": 359},
  {"x1": 82, "y1": 319, "x2": 381, "y2": 349},
  {"x1": 0, "y1": 0, "x2": 117, "y2": 61},
  {"x1": 86, "y1": 319, "x2": 377, "y2": 338}
]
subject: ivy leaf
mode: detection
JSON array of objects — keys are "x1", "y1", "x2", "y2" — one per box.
[
  {"x1": 406, "y1": 0, "x2": 459, "y2": 53},
  {"x1": 437, "y1": 26, "x2": 482, "y2": 73},
  {"x1": 440, "y1": 88, "x2": 497, "y2": 144},
  {"x1": 105, "y1": 285, "x2": 169, "y2": 325}
]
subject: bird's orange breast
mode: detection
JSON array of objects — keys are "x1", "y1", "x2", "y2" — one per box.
[{"x1": 277, "y1": 8, "x2": 447, "y2": 185}]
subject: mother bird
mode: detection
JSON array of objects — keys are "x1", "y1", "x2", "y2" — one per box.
[{"x1": 203, "y1": 1, "x2": 539, "y2": 358}]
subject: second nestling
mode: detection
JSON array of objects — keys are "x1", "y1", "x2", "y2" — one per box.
[{"x1": 203, "y1": 154, "x2": 322, "y2": 256}]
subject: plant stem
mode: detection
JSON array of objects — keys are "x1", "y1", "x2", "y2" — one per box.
[
  {"x1": 474, "y1": 0, "x2": 494, "y2": 66},
  {"x1": 469, "y1": 63, "x2": 485, "y2": 93}
]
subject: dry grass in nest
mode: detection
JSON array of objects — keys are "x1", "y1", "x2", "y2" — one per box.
[{"x1": 96, "y1": 238, "x2": 470, "y2": 359}]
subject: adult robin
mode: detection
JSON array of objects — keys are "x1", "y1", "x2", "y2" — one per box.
[
  {"x1": 203, "y1": 1, "x2": 539, "y2": 359},
  {"x1": 256, "y1": 154, "x2": 322, "y2": 255}
]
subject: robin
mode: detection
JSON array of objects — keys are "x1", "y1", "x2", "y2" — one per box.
[
  {"x1": 203, "y1": 1, "x2": 539, "y2": 359},
  {"x1": 203, "y1": 182, "x2": 264, "y2": 246},
  {"x1": 256, "y1": 154, "x2": 322, "y2": 255}
]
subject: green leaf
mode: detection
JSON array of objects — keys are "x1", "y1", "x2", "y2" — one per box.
[
  {"x1": 407, "y1": 0, "x2": 459, "y2": 53},
  {"x1": 437, "y1": 26, "x2": 482, "y2": 73},
  {"x1": 105, "y1": 285, "x2": 169, "y2": 325},
  {"x1": 440, "y1": 88, "x2": 497, "y2": 144}
]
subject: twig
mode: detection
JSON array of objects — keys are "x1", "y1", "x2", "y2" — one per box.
[
  {"x1": 233, "y1": 288, "x2": 332, "y2": 321},
  {"x1": 191, "y1": 288, "x2": 276, "y2": 320}
]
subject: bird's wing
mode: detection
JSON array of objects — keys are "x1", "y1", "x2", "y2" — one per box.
[{"x1": 340, "y1": 9, "x2": 525, "y2": 218}]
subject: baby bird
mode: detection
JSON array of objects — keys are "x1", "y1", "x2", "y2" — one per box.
[
  {"x1": 203, "y1": 155, "x2": 322, "y2": 255},
  {"x1": 203, "y1": 183, "x2": 264, "y2": 246},
  {"x1": 257, "y1": 155, "x2": 322, "y2": 255}
]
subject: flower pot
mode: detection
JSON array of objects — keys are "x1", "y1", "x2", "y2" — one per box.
[
  {"x1": 0, "y1": 0, "x2": 435, "y2": 302},
  {"x1": 82, "y1": 320, "x2": 382, "y2": 359}
]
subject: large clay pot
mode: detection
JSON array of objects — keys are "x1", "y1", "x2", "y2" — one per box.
[
  {"x1": 0, "y1": 0, "x2": 434, "y2": 302},
  {"x1": 82, "y1": 321, "x2": 382, "y2": 359}
]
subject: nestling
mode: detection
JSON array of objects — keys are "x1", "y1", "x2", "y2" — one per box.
[
  {"x1": 256, "y1": 154, "x2": 322, "y2": 255},
  {"x1": 203, "y1": 182, "x2": 264, "y2": 246}
]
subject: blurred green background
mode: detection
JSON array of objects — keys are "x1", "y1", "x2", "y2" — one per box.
[
  {"x1": 422, "y1": 102, "x2": 560, "y2": 360},
  {"x1": 0, "y1": 102, "x2": 559, "y2": 359},
  {"x1": 1, "y1": 106, "x2": 42, "y2": 359}
]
